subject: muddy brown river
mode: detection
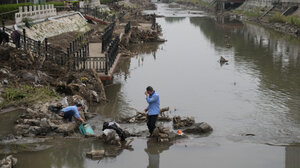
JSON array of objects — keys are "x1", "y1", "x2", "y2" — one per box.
[{"x1": 2, "y1": 3, "x2": 300, "y2": 168}]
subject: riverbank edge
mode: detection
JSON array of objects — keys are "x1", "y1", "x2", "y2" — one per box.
[{"x1": 168, "y1": 0, "x2": 300, "y2": 37}]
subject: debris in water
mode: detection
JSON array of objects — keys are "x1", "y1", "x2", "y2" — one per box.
[{"x1": 219, "y1": 56, "x2": 228, "y2": 63}]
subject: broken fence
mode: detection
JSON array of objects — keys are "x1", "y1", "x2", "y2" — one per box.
[{"x1": 2, "y1": 21, "x2": 119, "y2": 75}]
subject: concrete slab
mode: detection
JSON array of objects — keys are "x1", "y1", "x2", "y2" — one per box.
[{"x1": 89, "y1": 43, "x2": 105, "y2": 57}]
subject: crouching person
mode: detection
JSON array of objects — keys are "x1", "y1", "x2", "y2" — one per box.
[
  {"x1": 59, "y1": 104, "x2": 86, "y2": 124},
  {"x1": 101, "y1": 122, "x2": 133, "y2": 148}
]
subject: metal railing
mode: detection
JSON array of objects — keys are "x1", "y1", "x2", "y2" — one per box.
[
  {"x1": 2, "y1": 19, "x2": 120, "y2": 76},
  {"x1": 1, "y1": 20, "x2": 93, "y2": 70},
  {"x1": 105, "y1": 36, "x2": 119, "y2": 74},
  {"x1": 101, "y1": 21, "x2": 115, "y2": 53}
]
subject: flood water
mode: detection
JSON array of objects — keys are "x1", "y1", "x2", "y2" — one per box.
[{"x1": 8, "y1": 3, "x2": 300, "y2": 168}]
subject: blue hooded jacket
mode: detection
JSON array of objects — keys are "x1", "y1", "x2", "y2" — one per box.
[{"x1": 146, "y1": 91, "x2": 160, "y2": 115}]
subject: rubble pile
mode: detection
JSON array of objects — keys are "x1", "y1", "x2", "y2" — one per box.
[
  {"x1": 86, "y1": 131, "x2": 134, "y2": 160},
  {"x1": 130, "y1": 27, "x2": 165, "y2": 43},
  {"x1": 86, "y1": 138, "x2": 133, "y2": 160},
  {"x1": 119, "y1": 108, "x2": 172, "y2": 123},
  {"x1": 14, "y1": 95, "x2": 96, "y2": 137},
  {"x1": 0, "y1": 46, "x2": 106, "y2": 106},
  {"x1": 172, "y1": 116, "x2": 212, "y2": 135},
  {"x1": 0, "y1": 155, "x2": 17, "y2": 168},
  {"x1": 182, "y1": 122, "x2": 213, "y2": 135},
  {"x1": 172, "y1": 116, "x2": 195, "y2": 129},
  {"x1": 152, "y1": 126, "x2": 171, "y2": 143},
  {"x1": 53, "y1": 71, "x2": 107, "y2": 103}
]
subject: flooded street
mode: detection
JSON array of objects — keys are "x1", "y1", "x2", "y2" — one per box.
[{"x1": 11, "y1": 3, "x2": 300, "y2": 167}]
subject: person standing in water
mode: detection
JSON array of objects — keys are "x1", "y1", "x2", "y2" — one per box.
[{"x1": 144, "y1": 86, "x2": 160, "y2": 137}]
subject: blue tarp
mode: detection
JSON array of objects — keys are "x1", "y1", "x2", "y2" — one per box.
[{"x1": 79, "y1": 124, "x2": 95, "y2": 136}]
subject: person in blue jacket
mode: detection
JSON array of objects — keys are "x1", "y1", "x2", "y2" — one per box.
[
  {"x1": 59, "y1": 103, "x2": 86, "y2": 123},
  {"x1": 144, "y1": 86, "x2": 160, "y2": 137}
]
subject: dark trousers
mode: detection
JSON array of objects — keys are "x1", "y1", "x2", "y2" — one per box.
[
  {"x1": 63, "y1": 110, "x2": 75, "y2": 122},
  {"x1": 147, "y1": 114, "x2": 158, "y2": 135}
]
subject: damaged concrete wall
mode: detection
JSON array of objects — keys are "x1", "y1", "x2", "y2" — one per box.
[{"x1": 22, "y1": 14, "x2": 90, "y2": 42}]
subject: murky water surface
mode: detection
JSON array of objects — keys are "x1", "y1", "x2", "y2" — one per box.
[{"x1": 6, "y1": 3, "x2": 300, "y2": 168}]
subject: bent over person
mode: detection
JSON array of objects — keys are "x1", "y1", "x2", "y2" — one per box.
[
  {"x1": 144, "y1": 86, "x2": 160, "y2": 137},
  {"x1": 59, "y1": 104, "x2": 86, "y2": 123}
]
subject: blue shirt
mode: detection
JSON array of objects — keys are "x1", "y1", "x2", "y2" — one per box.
[
  {"x1": 61, "y1": 106, "x2": 81, "y2": 119},
  {"x1": 146, "y1": 91, "x2": 160, "y2": 115}
]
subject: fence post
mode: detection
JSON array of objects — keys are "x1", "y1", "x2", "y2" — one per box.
[
  {"x1": 69, "y1": 43, "x2": 72, "y2": 53},
  {"x1": 23, "y1": 29, "x2": 26, "y2": 50},
  {"x1": 79, "y1": 48, "x2": 82, "y2": 63},
  {"x1": 87, "y1": 42, "x2": 89, "y2": 57},
  {"x1": 101, "y1": 36, "x2": 104, "y2": 53},
  {"x1": 45, "y1": 38, "x2": 48, "y2": 60},
  {"x1": 72, "y1": 41, "x2": 75, "y2": 52},
  {"x1": 105, "y1": 53, "x2": 108, "y2": 75},
  {"x1": 82, "y1": 45, "x2": 85, "y2": 70},
  {"x1": 76, "y1": 51, "x2": 79, "y2": 68},
  {"x1": 61, "y1": 54, "x2": 64, "y2": 65},
  {"x1": 38, "y1": 40, "x2": 41, "y2": 57},
  {"x1": 73, "y1": 53, "x2": 76, "y2": 70},
  {"x1": 67, "y1": 48, "x2": 70, "y2": 70}
]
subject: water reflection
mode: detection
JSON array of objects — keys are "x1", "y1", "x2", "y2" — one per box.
[
  {"x1": 286, "y1": 146, "x2": 300, "y2": 168},
  {"x1": 17, "y1": 139, "x2": 97, "y2": 168},
  {"x1": 189, "y1": 16, "x2": 300, "y2": 135},
  {"x1": 164, "y1": 17, "x2": 185, "y2": 24},
  {"x1": 0, "y1": 110, "x2": 22, "y2": 136},
  {"x1": 144, "y1": 139, "x2": 173, "y2": 168}
]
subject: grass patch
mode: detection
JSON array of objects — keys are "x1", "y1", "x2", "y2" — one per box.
[
  {"x1": 1, "y1": 85, "x2": 58, "y2": 108},
  {"x1": 269, "y1": 12, "x2": 300, "y2": 28},
  {"x1": 232, "y1": 9, "x2": 262, "y2": 18}
]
